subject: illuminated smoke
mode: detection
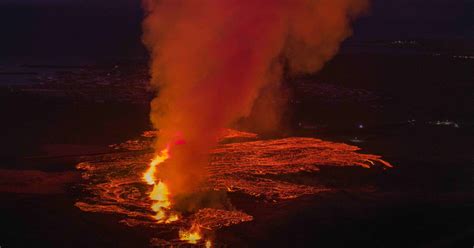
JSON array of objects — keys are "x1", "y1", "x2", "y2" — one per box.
[{"x1": 142, "y1": 0, "x2": 368, "y2": 194}]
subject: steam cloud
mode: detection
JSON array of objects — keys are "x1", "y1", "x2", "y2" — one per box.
[{"x1": 142, "y1": 0, "x2": 368, "y2": 194}]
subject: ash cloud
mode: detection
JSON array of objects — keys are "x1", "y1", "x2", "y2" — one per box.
[{"x1": 142, "y1": 0, "x2": 368, "y2": 194}]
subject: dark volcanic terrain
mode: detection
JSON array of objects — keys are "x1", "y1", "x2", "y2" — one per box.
[{"x1": 0, "y1": 42, "x2": 473, "y2": 247}]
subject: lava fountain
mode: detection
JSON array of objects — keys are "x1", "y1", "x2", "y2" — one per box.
[
  {"x1": 142, "y1": 146, "x2": 179, "y2": 223},
  {"x1": 143, "y1": 145, "x2": 206, "y2": 243}
]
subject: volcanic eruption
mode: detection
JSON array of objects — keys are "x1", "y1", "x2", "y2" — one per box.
[
  {"x1": 2, "y1": 0, "x2": 471, "y2": 247},
  {"x1": 142, "y1": 0, "x2": 369, "y2": 197},
  {"x1": 76, "y1": 0, "x2": 379, "y2": 245}
]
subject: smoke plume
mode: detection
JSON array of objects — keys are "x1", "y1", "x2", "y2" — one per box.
[{"x1": 142, "y1": 0, "x2": 368, "y2": 194}]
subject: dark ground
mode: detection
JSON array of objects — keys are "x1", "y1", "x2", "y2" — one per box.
[{"x1": 0, "y1": 43, "x2": 473, "y2": 247}]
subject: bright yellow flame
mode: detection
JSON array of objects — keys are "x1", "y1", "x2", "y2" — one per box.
[
  {"x1": 150, "y1": 181, "x2": 175, "y2": 223},
  {"x1": 152, "y1": 210, "x2": 166, "y2": 221},
  {"x1": 142, "y1": 147, "x2": 178, "y2": 223},
  {"x1": 165, "y1": 213, "x2": 179, "y2": 224},
  {"x1": 143, "y1": 148, "x2": 169, "y2": 185},
  {"x1": 205, "y1": 240, "x2": 212, "y2": 248},
  {"x1": 150, "y1": 181, "x2": 170, "y2": 203},
  {"x1": 179, "y1": 225, "x2": 202, "y2": 244}
]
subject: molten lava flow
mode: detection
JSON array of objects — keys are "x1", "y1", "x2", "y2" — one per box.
[
  {"x1": 142, "y1": 147, "x2": 178, "y2": 223},
  {"x1": 179, "y1": 224, "x2": 202, "y2": 244},
  {"x1": 75, "y1": 130, "x2": 392, "y2": 246}
]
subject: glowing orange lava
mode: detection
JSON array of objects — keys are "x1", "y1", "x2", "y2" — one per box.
[
  {"x1": 75, "y1": 129, "x2": 392, "y2": 246},
  {"x1": 179, "y1": 224, "x2": 203, "y2": 244},
  {"x1": 142, "y1": 147, "x2": 179, "y2": 223}
]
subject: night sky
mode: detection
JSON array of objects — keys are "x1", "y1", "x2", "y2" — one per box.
[{"x1": 0, "y1": 0, "x2": 472, "y2": 58}]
